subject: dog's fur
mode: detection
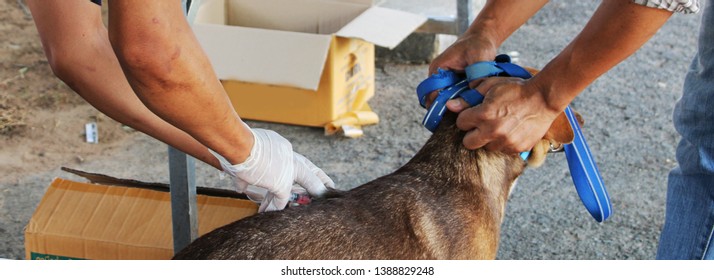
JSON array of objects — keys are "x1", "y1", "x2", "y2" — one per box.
[{"x1": 173, "y1": 96, "x2": 578, "y2": 259}]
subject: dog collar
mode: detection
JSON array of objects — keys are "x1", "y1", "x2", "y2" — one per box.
[{"x1": 416, "y1": 54, "x2": 612, "y2": 222}]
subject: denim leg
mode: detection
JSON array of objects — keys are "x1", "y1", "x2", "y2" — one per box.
[
  {"x1": 657, "y1": 0, "x2": 714, "y2": 260},
  {"x1": 659, "y1": 162, "x2": 714, "y2": 259}
]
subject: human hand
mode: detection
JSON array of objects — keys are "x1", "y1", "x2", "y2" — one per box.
[
  {"x1": 452, "y1": 76, "x2": 561, "y2": 154},
  {"x1": 210, "y1": 129, "x2": 335, "y2": 212},
  {"x1": 424, "y1": 32, "x2": 499, "y2": 107}
]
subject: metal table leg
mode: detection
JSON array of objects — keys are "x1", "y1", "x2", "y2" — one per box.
[
  {"x1": 415, "y1": 0, "x2": 481, "y2": 35},
  {"x1": 168, "y1": 146, "x2": 197, "y2": 253},
  {"x1": 169, "y1": 0, "x2": 202, "y2": 255}
]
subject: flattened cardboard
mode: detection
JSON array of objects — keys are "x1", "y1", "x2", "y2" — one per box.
[{"x1": 25, "y1": 176, "x2": 257, "y2": 260}]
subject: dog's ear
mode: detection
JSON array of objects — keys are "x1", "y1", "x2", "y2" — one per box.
[
  {"x1": 527, "y1": 109, "x2": 583, "y2": 167},
  {"x1": 543, "y1": 110, "x2": 578, "y2": 145},
  {"x1": 519, "y1": 67, "x2": 584, "y2": 167}
]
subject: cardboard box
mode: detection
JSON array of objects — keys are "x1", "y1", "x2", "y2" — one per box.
[
  {"x1": 25, "y1": 173, "x2": 257, "y2": 260},
  {"x1": 192, "y1": 0, "x2": 426, "y2": 128}
]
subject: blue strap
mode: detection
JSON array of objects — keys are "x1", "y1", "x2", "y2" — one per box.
[
  {"x1": 464, "y1": 62, "x2": 503, "y2": 79},
  {"x1": 563, "y1": 106, "x2": 612, "y2": 222},
  {"x1": 420, "y1": 80, "x2": 471, "y2": 132},
  {"x1": 416, "y1": 69, "x2": 464, "y2": 108},
  {"x1": 416, "y1": 54, "x2": 612, "y2": 222}
]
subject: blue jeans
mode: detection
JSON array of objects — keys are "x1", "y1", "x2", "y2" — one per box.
[{"x1": 656, "y1": 0, "x2": 714, "y2": 260}]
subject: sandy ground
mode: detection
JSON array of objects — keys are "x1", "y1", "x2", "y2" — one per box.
[{"x1": 0, "y1": 0, "x2": 703, "y2": 260}]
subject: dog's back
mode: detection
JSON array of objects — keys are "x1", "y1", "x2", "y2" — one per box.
[{"x1": 173, "y1": 113, "x2": 527, "y2": 260}]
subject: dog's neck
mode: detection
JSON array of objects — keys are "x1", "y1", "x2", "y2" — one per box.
[{"x1": 401, "y1": 112, "x2": 526, "y2": 220}]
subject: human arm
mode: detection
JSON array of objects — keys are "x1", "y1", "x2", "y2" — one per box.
[
  {"x1": 26, "y1": 0, "x2": 221, "y2": 169},
  {"x1": 439, "y1": 0, "x2": 673, "y2": 153},
  {"x1": 105, "y1": 1, "x2": 334, "y2": 211},
  {"x1": 28, "y1": 0, "x2": 334, "y2": 211},
  {"x1": 106, "y1": 1, "x2": 256, "y2": 165},
  {"x1": 428, "y1": 0, "x2": 549, "y2": 75}
]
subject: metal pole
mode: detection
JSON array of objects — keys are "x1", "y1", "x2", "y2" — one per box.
[
  {"x1": 415, "y1": 0, "x2": 478, "y2": 35},
  {"x1": 169, "y1": 0, "x2": 202, "y2": 255},
  {"x1": 168, "y1": 146, "x2": 198, "y2": 254},
  {"x1": 456, "y1": 0, "x2": 473, "y2": 35}
]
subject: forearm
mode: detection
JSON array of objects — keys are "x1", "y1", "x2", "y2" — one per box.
[
  {"x1": 467, "y1": 0, "x2": 550, "y2": 50},
  {"x1": 26, "y1": 0, "x2": 220, "y2": 169},
  {"x1": 429, "y1": 0, "x2": 548, "y2": 74},
  {"x1": 107, "y1": 1, "x2": 253, "y2": 165},
  {"x1": 531, "y1": 0, "x2": 673, "y2": 112},
  {"x1": 67, "y1": 50, "x2": 222, "y2": 170}
]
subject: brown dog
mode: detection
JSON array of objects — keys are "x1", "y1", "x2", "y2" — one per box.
[{"x1": 172, "y1": 100, "x2": 578, "y2": 259}]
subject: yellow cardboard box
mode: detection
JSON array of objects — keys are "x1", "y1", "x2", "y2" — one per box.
[
  {"x1": 192, "y1": 0, "x2": 426, "y2": 130},
  {"x1": 221, "y1": 36, "x2": 376, "y2": 128},
  {"x1": 24, "y1": 174, "x2": 257, "y2": 260}
]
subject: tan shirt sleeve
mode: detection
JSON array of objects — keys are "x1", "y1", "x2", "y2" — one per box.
[{"x1": 632, "y1": 0, "x2": 700, "y2": 14}]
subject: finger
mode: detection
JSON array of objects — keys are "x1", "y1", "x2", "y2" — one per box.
[
  {"x1": 314, "y1": 169, "x2": 335, "y2": 189},
  {"x1": 294, "y1": 170, "x2": 329, "y2": 197},
  {"x1": 478, "y1": 117, "x2": 522, "y2": 153},
  {"x1": 293, "y1": 153, "x2": 332, "y2": 196},
  {"x1": 468, "y1": 78, "x2": 486, "y2": 90},
  {"x1": 473, "y1": 78, "x2": 499, "y2": 95},
  {"x1": 455, "y1": 106, "x2": 484, "y2": 131},
  {"x1": 456, "y1": 106, "x2": 496, "y2": 150},
  {"x1": 428, "y1": 62, "x2": 454, "y2": 75},
  {"x1": 473, "y1": 76, "x2": 518, "y2": 96},
  {"x1": 258, "y1": 192, "x2": 289, "y2": 213},
  {"x1": 428, "y1": 64, "x2": 438, "y2": 75},
  {"x1": 294, "y1": 152, "x2": 334, "y2": 188},
  {"x1": 462, "y1": 127, "x2": 491, "y2": 150},
  {"x1": 484, "y1": 136, "x2": 530, "y2": 154},
  {"x1": 446, "y1": 98, "x2": 469, "y2": 112},
  {"x1": 491, "y1": 123, "x2": 541, "y2": 154},
  {"x1": 483, "y1": 135, "x2": 512, "y2": 153}
]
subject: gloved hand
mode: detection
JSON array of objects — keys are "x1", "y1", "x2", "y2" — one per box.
[{"x1": 209, "y1": 128, "x2": 335, "y2": 212}]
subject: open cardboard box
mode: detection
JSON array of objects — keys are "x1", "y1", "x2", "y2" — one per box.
[
  {"x1": 192, "y1": 0, "x2": 426, "y2": 133},
  {"x1": 24, "y1": 168, "x2": 257, "y2": 260}
]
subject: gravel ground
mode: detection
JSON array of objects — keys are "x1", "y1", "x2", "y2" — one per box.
[{"x1": 0, "y1": 0, "x2": 702, "y2": 260}]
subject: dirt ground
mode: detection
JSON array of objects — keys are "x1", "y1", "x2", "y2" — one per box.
[{"x1": 0, "y1": 0, "x2": 135, "y2": 183}]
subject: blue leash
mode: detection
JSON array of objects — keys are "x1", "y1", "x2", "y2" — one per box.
[{"x1": 416, "y1": 54, "x2": 612, "y2": 222}]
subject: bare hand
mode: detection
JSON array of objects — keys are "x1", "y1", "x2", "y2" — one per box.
[
  {"x1": 424, "y1": 32, "x2": 498, "y2": 108},
  {"x1": 452, "y1": 77, "x2": 560, "y2": 154}
]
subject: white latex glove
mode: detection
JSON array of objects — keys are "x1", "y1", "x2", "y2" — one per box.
[{"x1": 209, "y1": 128, "x2": 335, "y2": 212}]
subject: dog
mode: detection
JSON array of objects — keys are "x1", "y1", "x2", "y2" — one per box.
[{"x1": 173, "y1": 72, "x2": 579, "y2": 260}]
